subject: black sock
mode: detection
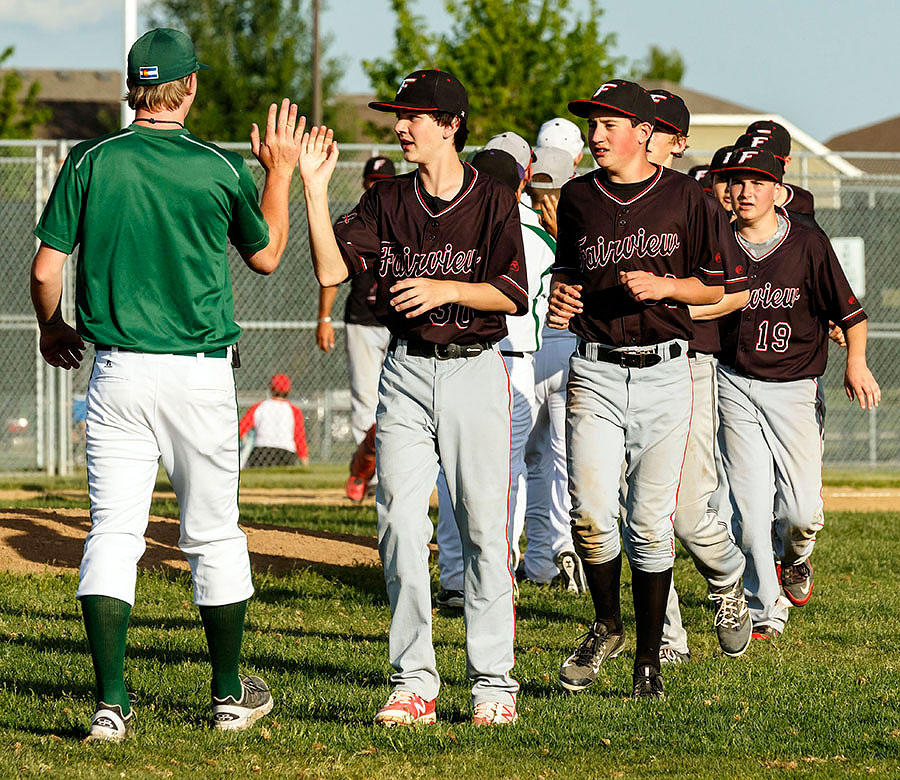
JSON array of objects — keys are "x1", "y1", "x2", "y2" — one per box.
[
  {"x1": 581, "y1": 553, "x2": 623, "y2": 634},
  {"x1": 631, "y1": 567, "x2": 673, "y2": 672}
]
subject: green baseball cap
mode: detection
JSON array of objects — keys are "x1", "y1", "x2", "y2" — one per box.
[{"x1": 127, "y1": 28, "x2": 209, "y2": 86}]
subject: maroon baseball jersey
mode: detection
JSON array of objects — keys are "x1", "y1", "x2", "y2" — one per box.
[
  {"x1": 334, "y1": 164, "x2": 528, "y2": 345},
  {"x1": 782, "y1": 183, "x2": 815, "y2": 217},
  {"x1": 552, "y1": 166, "x2": 725, "y2": 347},
  {"x1": 691, "y1": 198, "x2": 749, "y2": 354},
  {"x1": 718, "y1": 214, "x2": 866, "y2": 380}
]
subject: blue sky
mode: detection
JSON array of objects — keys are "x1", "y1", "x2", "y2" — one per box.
[{"x1": 2, "y1": 0, "x2": 897, "y2": 142}]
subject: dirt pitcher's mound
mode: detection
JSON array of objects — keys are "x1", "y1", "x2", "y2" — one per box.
[{"x1": 0, "y1": 507, "x2": 381, "y2": 576}]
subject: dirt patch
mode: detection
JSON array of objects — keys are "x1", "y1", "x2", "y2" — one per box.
[{"x1": 0, "y1": 507, "x2": 380, "y2": 576}]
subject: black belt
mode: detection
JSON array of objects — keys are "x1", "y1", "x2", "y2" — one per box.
[
  {"x1": 389, "y1": 336, "x2": 492, "y2": 360},
  {"x1": 95, "y1": 344, "x2": 230, "y2": 358},
  {"x1": 576, "y1": 341, "x2": 682, "y2": 368},
  {"x1": 500, "y1": 350, "x2": 525, "y2": 358}
]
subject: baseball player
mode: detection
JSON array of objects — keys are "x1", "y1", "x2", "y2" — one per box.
[
  {"x1": 239, "y1": 373, "x2": 309, "y2": 467},
  {"x1": 433, "y1": 143, "x2": 555, "y2": 607},
  {"x1": 299, "y1": 69, "x2": 527, "y2": 726},
  {"x1": 643, "y1": 91, "x2": 752, "y2": 664},
  {"x1": 317, "y1": 156, "x2": 394, "y2": 501},
  {"x1": 735, "y1": 121, "x2": 815, "y2": 216},
  {"x1": 716, "y1": 148, "x2": 879, "y2": 638},
  {"x1": 30, "y1": 28, "x2": 303, "y2": 739},
  {"x1": 548, "y1": 80, "x2": 725, "y2": 699},
  {"x1": 520, "y1": 145, "x2": 586, "y2": 591},
  {"x1": 707, "y1": 146, "x2": 736, "y2": 214},
  {"x1": 537, "y1": 117, "x2": 586, "y2": 167}
]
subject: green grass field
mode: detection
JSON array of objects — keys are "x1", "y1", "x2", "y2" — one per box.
[{"x1": 1, "y1": 476, "x2": 899, "y2": 778}]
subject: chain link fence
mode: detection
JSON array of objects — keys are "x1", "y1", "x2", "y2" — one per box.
[{"x1": 2, "y1": 140, "x2": 898, "y2": 472}]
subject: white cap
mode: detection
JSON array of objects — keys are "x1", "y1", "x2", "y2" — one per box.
[
  {"x1": 536, "y1": 117, "x2": 584, "y2": 162},
  {"x1": 528, "y1": 147, "x2": 575, "y2": 189},
  {"x1": 484, "y1": 132, "x2": 533, "y2": 177}
]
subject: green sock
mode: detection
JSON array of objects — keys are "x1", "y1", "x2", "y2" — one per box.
[
  {"x1": 80, "y1": 595, "x2": 132, "y2": 715},
  {"x1": 199, "y1": 600, "x2": 247, "y2": 700}
]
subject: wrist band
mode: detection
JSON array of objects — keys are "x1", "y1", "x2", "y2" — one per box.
[{"x1": 318, "y1": 317, "x2": 332, "y2": 323}]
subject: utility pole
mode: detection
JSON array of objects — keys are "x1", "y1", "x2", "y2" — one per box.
[
  {"x1": 122, "y1": 0, "x2": 138, "y2": 127},
  {"x1": 312, "y1": 0, "x2": 322, "y2": 126}
]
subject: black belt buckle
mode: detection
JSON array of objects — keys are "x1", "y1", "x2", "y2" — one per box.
[
  {"x1": 617, "y1": 350, "x2": 660, "y2": 369},
  {"x1": 434, "y1": 343, "x2": 457, "y2": 360}
]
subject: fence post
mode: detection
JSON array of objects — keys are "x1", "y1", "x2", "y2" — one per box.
[{"x1": 868, "y1": 406, "x2": 878, "y2": 466}]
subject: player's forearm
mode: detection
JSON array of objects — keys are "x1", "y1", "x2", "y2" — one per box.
[
  {"x1": 304, "y1": 185, "x2": 349, "y2": 287},
  {"x1": 667, "y1": 277, "x2": 723, "y2": 305},
  {"x1": 250, "y1": 170, "x2": 294, "y2": 275},
  {"x1": 844, "y1": 320, "x2": 869, "y2": 366},
  {"x1": 30, "y1": 245, "x2": 67, "y2": 323},
  {"x1": 690, "y1": 290, "x2": 749, "y2": 320},
  {"x1": 451, "y1": 281, "x2": 518, "y2": 314},
  {"x1": 318, "y1": 285, "x2": 339, "y2": 318}
]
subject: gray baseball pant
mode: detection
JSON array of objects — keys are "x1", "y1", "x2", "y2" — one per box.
[
  {"x1": 568, "y1": 341, "x2": 691, "y2": 573},
  {"x1": 717, "y1": 365, "x2": 824, "y2": 632},
  {"x1": 661, "y1": 353, "x2": 746, "y2": 654},
  {"x1": 375, "y1": 342, "x2": 518, "y2": 706},
  {"x1": 346, "y1": 322, "x2": 391, "y2": 445}
]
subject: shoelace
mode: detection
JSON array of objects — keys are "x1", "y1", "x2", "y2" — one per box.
[
  {"x1": 781, "y1": 562, "x2": 810, "y2": 585},
  {"x1": 709, "y1": 588, "x2": 747, "y2": 630},
  {"x1": 571, "y1": 626, "x2": 604, "y2": 664},
  {"x1": 239, "y1": 675, "x2": 267, "y2": 693},
  {"x1": 474, "y1": 701, "x2": 512, "y2": 721},
  {"x1": 384, "y1": 690, "x2": 419, "y2": 707}
]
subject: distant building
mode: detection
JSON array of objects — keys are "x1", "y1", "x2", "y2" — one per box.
[
  {"x1": 826, "y1": 116, "x2": 900, "y2": 176},
  {"x1": 1, "y1": 68, "x2": 121, "y2": 139}
]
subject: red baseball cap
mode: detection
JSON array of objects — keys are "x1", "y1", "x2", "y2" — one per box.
[{"x1": 270, "y1": 374, "x2": 291, "y2": 394}]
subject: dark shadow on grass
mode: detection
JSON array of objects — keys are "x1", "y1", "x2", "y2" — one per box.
[{"x1": 0, "y1": 672, "x2": 94, "y2": 701}]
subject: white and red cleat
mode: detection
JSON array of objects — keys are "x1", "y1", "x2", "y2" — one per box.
[
  {"x1": 373, "y1": 690, "x2": 436, "y2": 727},
  {"x1": 472, "y1": 700, "x2": 518, "y2": 726}
]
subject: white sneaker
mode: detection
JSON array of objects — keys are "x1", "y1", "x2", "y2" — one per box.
[
  {"x1": 212, "y1": 675, "x2": 273, "y2": 731},
  {"x1": 85, "y1": 701, "x2": 134, "y2": 743}
]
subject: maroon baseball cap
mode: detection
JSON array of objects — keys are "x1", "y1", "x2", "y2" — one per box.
[
  {"x1": 363, "y1": 155, "x2": 396, "y2": 180},
  {"x1": 718, "y1": 148, "x2": 783, "y2": 183},
  {"x1": 741, "y1": 120, "x2": 791, "y2": 159},
  {"x1": 568, "y1": 79, "x2": 656, "y2": 124},
  {"x1": 369, "y1": 69, "x2": 469, "y2": 118},
  {"x1": 708, "y1": 145, "x2": 736, "y2": 173},
  {"x1": 649, "y1": 89, "x2": 690, "y2": 134}
]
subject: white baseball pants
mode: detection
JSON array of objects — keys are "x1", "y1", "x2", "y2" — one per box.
[
  {"x1": 78, "y1": 349, "x2": 253, "y2": 607},
  {"x1": 346, "y1": 323, "x2": 391, "y2": 445}
]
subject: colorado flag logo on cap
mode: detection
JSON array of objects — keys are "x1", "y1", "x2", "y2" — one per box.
[{"x1": 139, "y1": 66, "x2": 159, "y2": 80}]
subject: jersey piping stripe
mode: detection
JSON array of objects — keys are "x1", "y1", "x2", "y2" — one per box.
[
  {"x1": 74, "y1": 131, "x2": 135, "y2": 169},
  {"x1": 413, "y1": 163, "x2": 479, "y2": 218},
  {"x1": 734, "y1": 213, "x2": 792, "y2": 262},
  {"x1": 181, "y1": 136, "x2": 240, "y2": 179},
  {"x1": 699, "y1": 267, "x2": 725, "y2": 275},
  {"x1": 499, "y1": 274, "x2": 528, "y2": 297},
  {"x1": 782, "y1": 184, "x2": 794, "y2": 207},
  {"x1": 725, "y1": 275, "x2": 749, "y2": 285},
  {"x1": 841, "y1": 308, "x2": 865, "y2": 322},
  {"x1": 591, "y1": 164, "x2": 663, "y2": 205}
]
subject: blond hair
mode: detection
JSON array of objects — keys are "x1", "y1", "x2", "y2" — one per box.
[{"x1": 125, "y1": 74, "x2": 192, "y2": 112}]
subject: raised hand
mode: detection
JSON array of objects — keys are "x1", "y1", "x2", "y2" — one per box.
[
  {"x1": 298, "y1": 125, "x2": 339, "y2": 192},
  {"x1": 250, "y1": 99, "x2": 306, "y2": 175}
]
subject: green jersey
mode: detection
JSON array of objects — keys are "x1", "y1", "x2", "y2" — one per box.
[{"x1": 35, "y1": 124, "x2": 269, "y2": 353}]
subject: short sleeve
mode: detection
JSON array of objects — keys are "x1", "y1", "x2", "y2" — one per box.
[
  {"x1": 686, "y1": 185, "x2": 725, "y2": 286},
  {"x1": 333, "y1": 186, "x2": 383, "y2": 278},
  {"x1": 814, "y1": 235, "x2": 867, "y2": 328},
  {"x1": 34, "y1": 153, "x2": 83, "y2": 254},
  {"x1": 712, "y1": 204, "x2": 749, "y2": 293},
  {"x1": 486, "y1": 193, "x2": 528, "y2": 315},
  {"x1": 227, "y1": 159, "x2": 270, "y2": 254}
]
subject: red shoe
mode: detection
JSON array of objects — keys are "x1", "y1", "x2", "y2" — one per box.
[
  {"x1": 374, "y1": 690, "x2": 436, "y2": 727},
  {"x1": 752, "y1": 625, "x2": 781, "y2": 640},
  {"x1": 780, "y1": 559, "x2": 813, "y2": 607},
  {"x1": 345, "y1": 476, "x2": 366, "y2": 502},
  {"x1": 472, "y1": 700, "x2": 518, "y2": 725}
]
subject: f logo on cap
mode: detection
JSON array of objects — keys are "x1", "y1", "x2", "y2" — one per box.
[
  {"x1": 649, "y1": 93, "x2": 668, "y2": 103},
  {"x1": 738, "y1": 149, "x2": 761, "y2": 164},
  {"x1": 397, "y1": 76, "x2": 418, "y2": 93},
  {"x1": 592, "y1": 82, "x2": 619, "y2": 97}
]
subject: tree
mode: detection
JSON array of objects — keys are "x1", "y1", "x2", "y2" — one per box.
[
  {"x1": 0, "y1": 46, "x2": 51, "y2": 139},
  {"x1": 364, "y1": 0, "x2": 624, "y2": 144},
  {"x1": 631, "y1": 45, "x2": 685, "y2": 84},
  {"x1": 151, "y1": 0, "x2": 342, "y2": 140}
]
